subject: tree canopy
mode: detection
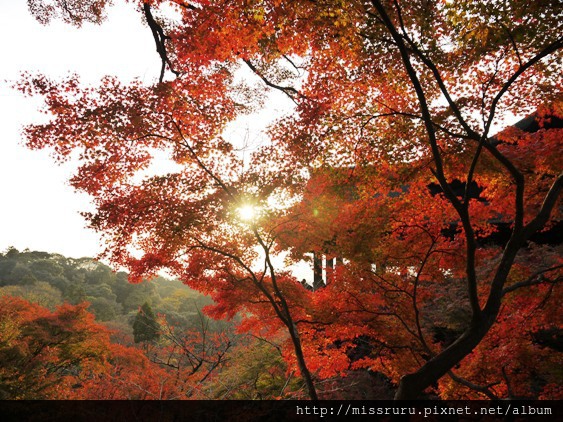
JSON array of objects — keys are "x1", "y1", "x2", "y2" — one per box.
[{"x1": 18, "y1": 0, "x2": 562, "y2": 400}]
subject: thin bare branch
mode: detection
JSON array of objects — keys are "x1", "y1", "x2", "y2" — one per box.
[
  {"x1": 143, "y1": 3, "x2": 180, "y2": 83},
  {"x1": 502, "y1": 264, "x2": 563, "y2": 296},
  {"x1": 243, "y1": 59, "x2": 300, "y2": 103}
]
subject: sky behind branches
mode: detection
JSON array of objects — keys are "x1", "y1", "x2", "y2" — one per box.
[
  {"x1": 0, "y1": 0, "x2": 158, "y2": 258},
  {"x1": 0, "y1": 0, "x2": 519, "y2": 282},
  {"x1": 0, "y1": 0, "x2": 292, "y2": 262}
]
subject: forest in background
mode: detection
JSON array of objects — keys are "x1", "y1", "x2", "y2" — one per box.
[
  {"x1": 0, "y1": 247, "x2": 208, "y2": 326},
  {"x1": 0, "y1": 248, "x2": 314, "y2": 400}
]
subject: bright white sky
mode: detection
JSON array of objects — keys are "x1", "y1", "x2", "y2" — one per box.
[{"x1": 0, "y1": 0, "x2": 158, "y2": 258}]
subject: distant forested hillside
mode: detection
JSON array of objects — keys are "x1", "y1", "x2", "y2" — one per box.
[
  {"x1": 0, "y1": 248, "x2": 298, "y2": 399},
  {"x1": 0, "y1": 248, "x2": 211, "y2": 331}
]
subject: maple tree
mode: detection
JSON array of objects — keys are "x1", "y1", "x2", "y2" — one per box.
[
  {"x1": 20, "y1": 0, "x2": 562, "y2": 399},
  {"x1": 275, "y1": 162, "x2": 561, "y2": 399},
  {"x1": 0, "y1": 294, "x2": 242, "y2": 399},
  {"x1": 142, "y1": 308, "x2": 236, "y2": 398},
  {"x1": 0, "y1": 295, "x2": 116, "y2": 399},
  {"x1": 205, "y1": 335, "x2": 303, "y2": 399}
]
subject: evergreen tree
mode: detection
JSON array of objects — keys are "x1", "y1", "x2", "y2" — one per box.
[{"x1": 132, "y1": 302, "x2": 160, "y2": 344}]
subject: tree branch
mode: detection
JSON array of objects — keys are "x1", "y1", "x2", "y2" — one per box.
[
  {"x1": 502, "y1": 264, "x2": 563, "y2": 296},
  {"x1": 448, "y1": 370, "x2": 500, "y2": 400},
  {"x1": 243, "y1": 59, "x2": 300, "y2": 102},
  {"x1": 524, "y1": 173, "x2": 563, "y2": 237},
  {"x1": 143, "y1": 3, "x2": 180, "y2": 83}
]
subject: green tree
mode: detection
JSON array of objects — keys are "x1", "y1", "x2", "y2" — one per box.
[
  {"x1": 88, "y1": 297, "x2": 121, "y2": 322},
  {"x1": 132, "y1": 302, "x2": 161, "y2": 344},
  {"x1": 0, "y1": 281, "x2": 63, "y2": 310}
]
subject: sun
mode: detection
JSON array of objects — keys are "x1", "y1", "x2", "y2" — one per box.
[{"x1": 237, "y1": 204, "x2": 260, "y2": 221}]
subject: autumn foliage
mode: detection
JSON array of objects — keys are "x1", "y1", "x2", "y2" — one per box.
[
  {"x1": 0, "y1": 295, "x2": 174, "y2": 399},
  {"x1": 0, "y1": 292, "x2": 257, "y2": 400},
  {"x1": 14, "y1": 0, "x2": 563, "y2": 399}
]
